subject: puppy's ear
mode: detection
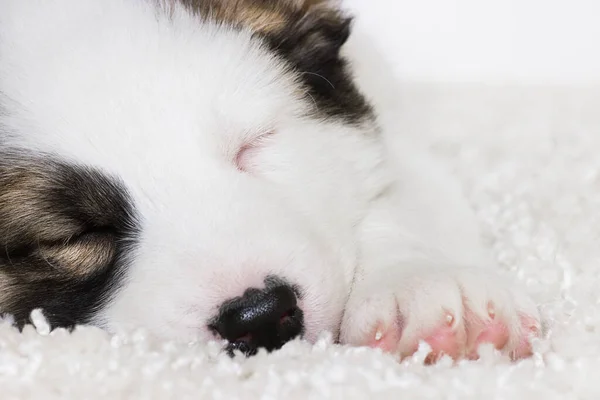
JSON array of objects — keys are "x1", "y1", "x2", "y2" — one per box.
[
  {"x1": 263, "y1": 3, "x2": 372, "y2": 123},
  {"x1": 277, "y1": 1, "x2": 350, "y2": 56}
]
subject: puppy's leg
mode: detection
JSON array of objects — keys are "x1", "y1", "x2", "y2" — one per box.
[{"x1": 341, "y1": 140, "x2": 541, "y2": 362}]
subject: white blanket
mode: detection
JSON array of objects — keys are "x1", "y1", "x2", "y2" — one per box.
[{"x1": 2, "y1": 83, "x2": 599, "y2": 399}]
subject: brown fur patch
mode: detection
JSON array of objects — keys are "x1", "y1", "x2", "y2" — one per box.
[
  {"x1": 0, "y1": 151, "x2": 137, "y2": 328},
  {"x1": 0, "y1": 162, "x2": 83, "y2": 247},
  {"x1": 0, "y1": 154, "x2": 122, "y2": 278},
  {"x1": 0, "y1": 157, "x2": 119, "y2": 276},
  {"x1": 179, "y1": 0, "x2": 332, "y2": 35}
]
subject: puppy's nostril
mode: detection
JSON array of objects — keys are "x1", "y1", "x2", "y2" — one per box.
[
  {"x1": 225, "y1": 339, "x2": 255, "y2": 357},
  {"x1": 210, "y1": 282, "x2": 304, "y2": 356}
]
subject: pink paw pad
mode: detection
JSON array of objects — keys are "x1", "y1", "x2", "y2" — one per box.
[
  {"x1": 467, "y1": 319, "x2": 509, "y2": 359},
  {"x1": 361, "y1": 307, "x2": 541, "y2": 364},
  {"x1": 422, "y1": 313, "x2": 462, "y2": 364},
  {"x1": 463, "y1": 302, "x2": 509, "y2": 359},
  {"x1": 367, "y1": 321, "x2": 402, "y2": 353}
]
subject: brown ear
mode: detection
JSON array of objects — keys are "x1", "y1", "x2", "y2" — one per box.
[
  {"x1": 262, "y1": 4, "x2": 373, "y2": 123},
  {"x1": 275, "y1": 3, "x2": 352, "y2": 62}
]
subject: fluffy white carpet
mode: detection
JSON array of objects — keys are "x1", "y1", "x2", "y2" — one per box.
[{"x1": 2, "y1": 83, "x2": 600, "y2": 399}]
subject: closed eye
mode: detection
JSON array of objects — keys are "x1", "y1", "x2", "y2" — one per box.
[{"x1": 235, "y1": 131, "x2": 274, "y2": 173}]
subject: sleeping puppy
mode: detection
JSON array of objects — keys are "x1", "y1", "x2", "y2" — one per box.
[{"x1": 0, "y1": 0, "x2": 541, "y2": 361}]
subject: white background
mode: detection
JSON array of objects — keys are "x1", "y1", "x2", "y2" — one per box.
[{"x1": 345, "y1": 0, "x2": 600, "y2": 84}]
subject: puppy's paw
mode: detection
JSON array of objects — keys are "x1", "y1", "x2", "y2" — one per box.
[{"x1": 340, "y1": 267, "x2": 541, "y2": 363}]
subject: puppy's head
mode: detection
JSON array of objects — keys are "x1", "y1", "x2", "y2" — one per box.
[{"x1": 0, "y1": 0, "x2": 380, "y2": 353}]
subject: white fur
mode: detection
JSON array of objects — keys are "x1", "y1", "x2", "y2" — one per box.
[{"x1": 0, "y1": 0, "x2": 539, "y2": 354}]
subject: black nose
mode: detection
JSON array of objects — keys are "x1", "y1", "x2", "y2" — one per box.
[{"x1": 209, "y1": 281, "x2": 304, "y2": 356}]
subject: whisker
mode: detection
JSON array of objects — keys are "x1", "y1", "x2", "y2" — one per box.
[
  {"x1": 299, "y1": 71, "x2": 335, "y2": 89},
  {"x1": 4, "y1": 244, "x2": 14, "y2": 266}
]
